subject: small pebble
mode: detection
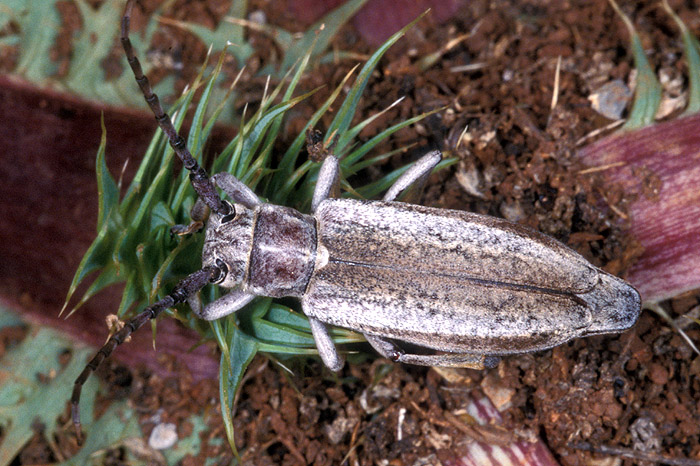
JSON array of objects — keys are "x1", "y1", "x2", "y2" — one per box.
[
  {"x1": 148, "y1": 423, "x2": 178, "y2": 450},
  {"x1": 249, "y1": 10, "x2": 266, "y2": 25},
  {"x1": 648, "y1": 363, "x2": 669, "y2": 385},
  {"x1": 588, "y1": 80, "x2": 631, "y2": 120}
]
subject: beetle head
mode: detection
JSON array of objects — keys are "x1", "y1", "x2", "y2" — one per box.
[{"x1": 202, "y1": 201, "x2": 255, "y2": 289}]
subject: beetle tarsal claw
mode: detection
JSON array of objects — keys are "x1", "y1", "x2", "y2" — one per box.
[{"x1": 170, "y1": 221, "x2": 204, "y2": 237}]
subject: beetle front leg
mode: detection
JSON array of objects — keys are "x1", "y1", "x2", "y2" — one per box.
[
  {"x1": 190, "y1": 289, "x2": 256, "y2": 321},
  {"x1": 364, "y1": 333, "x2": 500, "y2": 369},
  {"x1": 172, "y1": 172, "x2": 261, "y2": 236},
  {"x1": 308, "y1": 316, "x2": 344, "y2": 372},
  {"x1": 171, "y1": 197, "x2": 210, "y2": 236},
  {"x1": 383, "y1": 150, "x2": 442, "y2": 203},
  {"x1": 211, "y1": 173, "x2": 261, "y2": 208}
]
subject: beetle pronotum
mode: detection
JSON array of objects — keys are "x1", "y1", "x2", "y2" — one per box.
[{"x1": 70, "y1": 0, "x2": 641, "y2": 442}]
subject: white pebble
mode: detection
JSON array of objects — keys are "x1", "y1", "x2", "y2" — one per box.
[{"x1": 148, "y1": 423, "x2": 178, "y2": 450}]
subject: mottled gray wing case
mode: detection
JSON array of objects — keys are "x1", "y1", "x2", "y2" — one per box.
[{"x1": 303, "y1": 199, "x2": 602, "y2": 355}]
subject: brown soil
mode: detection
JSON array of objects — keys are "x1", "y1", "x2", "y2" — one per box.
[{"x1": 1, "y1": 0, "x2": 699, "y2": 465}]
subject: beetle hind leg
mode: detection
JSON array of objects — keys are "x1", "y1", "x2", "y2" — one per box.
[
  {"x1": 364, "y1": 333, "x2": 499, "y2": 369},
  {"x1": 383, "y1": 150, "x2": 441, "y2": 203}
]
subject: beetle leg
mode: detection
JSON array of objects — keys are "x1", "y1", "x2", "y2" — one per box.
[
  {"x1": 383, "y1": 150, "x2": 442, "y2": 203},
  {"x1": 194, "y1": 289, "x2": 256, "y2": 320},
  {"x1": 171, "y1": 172, "x2": 261, "y2": 235},
  {"x1": 308, "y1": 316, "x2": 344, "y2": 372},
  {"x1": 211, "y1": 173, "x2": 261, "y2": 208},
  {"x1": 171, "y1": 197, "x2": 210, "y2": 236},
  {"x1": 311, "y1": 155, "x2": 341, "y2": 212},
  {"x1": 364, "y1": 333, "x2": 500, "y2": 369}
]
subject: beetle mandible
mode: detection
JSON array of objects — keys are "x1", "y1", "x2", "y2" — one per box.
[{"x1": 70, "y1": 0, "x2": 641, "y2": 441}]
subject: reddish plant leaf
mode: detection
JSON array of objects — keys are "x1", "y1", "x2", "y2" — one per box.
[{"x1": 578, "y1": 114, "x2": 700, "y2": 302}]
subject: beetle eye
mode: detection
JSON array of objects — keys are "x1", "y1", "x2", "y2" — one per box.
[
  {"x1": 220, "y1": 201, "x2": 236, "y2": 223},
  {"x1": 211, "y1": 259, "x2": 228, "y2": 284}
]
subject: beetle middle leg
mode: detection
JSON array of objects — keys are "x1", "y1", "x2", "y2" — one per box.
[
  {"x1": 311, "y1": 155, "x2": 341, "y2": 212},
  {"x1": 364, "y1": 334, "x2": 501, "y2": 369},
  {"x1": 304, "y1": 152, "x2": 346, "y2": 371},
  {"x1": 305, "y1": 149, "x2": 443, "y2": 372}
]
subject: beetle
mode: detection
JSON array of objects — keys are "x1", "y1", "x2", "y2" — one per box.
[{"x1": 70, "y1": 0, "x2": 641, "y2": 442}]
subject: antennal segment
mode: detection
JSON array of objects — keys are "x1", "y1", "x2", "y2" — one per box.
[{"x1": 120, "y1": 0, "x2": 226, "y2": 215}]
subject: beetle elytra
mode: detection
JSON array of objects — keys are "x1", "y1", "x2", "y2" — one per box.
[{"x1": 70, "y1": 0, "x2": 641, "y2": 442}]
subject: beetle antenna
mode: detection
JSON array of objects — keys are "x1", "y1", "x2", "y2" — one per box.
[
  {"x1": 120, "y1": 0, "x2": 227, "y2": 215},
  {"x1": 71, "y1": 265, "x2": 222, "y2": 444}
]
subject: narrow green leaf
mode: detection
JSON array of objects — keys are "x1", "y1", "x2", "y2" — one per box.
[
  {"x1": 61, "y1": 221, "x2": 118, "y2": 317},
  {"x1": 150, "y1": 201, "x2": 175, "y2": 231},
  {"x1": 346, "y1": 97, "x2": 405, "y2": 136},
  {"x1": 270, "y1": 65, "x2": 359, "y2": 202},
  {"x1": 116, "y1": 271, "x2": 141, "y2": 317},
  {"x1": 95, "y1": 116, "x2": 120, "y2": 231},
  {"x1": 220, "y1": 329, "x2": 258, "y2": 456},
  {"x1": 264, "y1": 305, "x2": 312, "y2": 331},
  {"x1": 187, "y1": 46, "x2": 228, "y2": 160},
  {"x1": 279, "y1": 0, "x2": 369, "y2": 74},
  {"x1": 239, "y1": 89, "x2": 319, "y2": 170},
  {"x1": 608, "y1": 0, "x2": 662, "y2": 129},
  {"x1": 661, "y1": 0, "x2": 700, "y2": 114},
  {"x1": 328, "y1": 11, "x2": 429, "y2": 139},
  {"x1": 250, "y1": 319, "x2": 316, "y2": 347},
  {"x1": 343, "y1": 107, "x2": 443, "y2": 167}
]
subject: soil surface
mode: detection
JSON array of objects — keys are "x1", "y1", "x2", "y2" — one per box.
[{"x1": 2, "y1": 0, "x2": 699, "y2": 465}]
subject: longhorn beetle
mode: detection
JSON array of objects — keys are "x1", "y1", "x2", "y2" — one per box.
[{"x1": 70, "y1": 0, "x2": 641, "y2": 442}]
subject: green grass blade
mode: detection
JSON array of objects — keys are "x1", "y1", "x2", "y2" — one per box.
[
  {"x1": 278, "y1": 0, "x2": 369, "y2": 74},
  {"x1": 608, "y1": 0, "x2": 662, "y2": 129},
  {"x1": 328, "y1": 11, "x2": 428, "y2": 141},
  {"x1": 343, "y1": 107, "x2": 443, "y2": 167},
  {"x1": 238, "y1": 89, "x2": 319, "y2": 172},
  {"x1": 62, "y1": 115, "x2": 123, "y2": 316},
  {"x1": 95, "y1": 116, "x2": 120, "y2": 231},
  {"x1": 220, "y1": 328, "x2": 259, "y2": 457},
  {"x1": 661, "y1": 0, "x2": 700, "y2": 114},
  {"x1": 269, "y1": 65, "x2": 359, "y2": 203}
]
